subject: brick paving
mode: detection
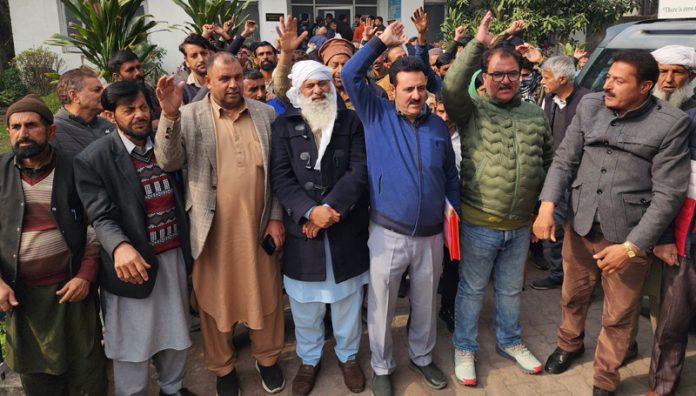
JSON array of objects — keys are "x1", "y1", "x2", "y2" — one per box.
[{"x1": 1, "y1": 262, "x2": 695, "y2": 395}]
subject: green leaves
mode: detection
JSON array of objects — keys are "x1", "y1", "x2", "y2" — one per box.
[
  {"x1": 172, "y1": 0, "x2": 251, "y2": 37},
  {"x1": 442, "y1": 0, "x2": 640, "y2": 47},
  {"x1": 46, "y1": 0, "x2": 160, "y2": 80}
]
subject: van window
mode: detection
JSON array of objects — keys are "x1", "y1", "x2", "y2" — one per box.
[{"x1": 579, "y1": 49, "x2": 622, "y2": 92}]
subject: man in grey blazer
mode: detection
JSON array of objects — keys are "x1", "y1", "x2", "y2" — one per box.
[
  {"x1": 533, "y1": 50, "x2": 692, "y2": 396},
  {"x1": 155, "y1": 51, "x2": 286, "y2": 396}
]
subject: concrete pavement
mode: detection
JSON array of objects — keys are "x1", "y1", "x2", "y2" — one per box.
[{"x1": 1, "y1": 262, "x2": 694, "y2": 395}]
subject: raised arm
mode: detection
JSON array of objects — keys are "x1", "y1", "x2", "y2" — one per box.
[
  {"x1": 274, "y1": 15, "x2": 308, "y2": 105},
  {"x1": 154, "y1": 75, "x2": 186, "y2": 171},
  {"x1": 411, "y1": 7, "x2": 441, "y2": 93},
  {"x1": 442, "y1": 11, "x2": 495, "y2": 129},
  {"x1": 227, "y1": 20, "x2": 256, "y2": 55},
  {"x1": 342, "y1": 21, "x2": 406, "y2": 123}
]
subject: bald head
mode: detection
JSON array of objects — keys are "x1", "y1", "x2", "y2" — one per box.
[{"x1": 206, "y1": 52, "x2": 240, "y2": 73}]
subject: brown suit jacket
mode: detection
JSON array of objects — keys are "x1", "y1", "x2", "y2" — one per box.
[{"x1": 155, "y1": 95, "x2": 283, "y2": 259}]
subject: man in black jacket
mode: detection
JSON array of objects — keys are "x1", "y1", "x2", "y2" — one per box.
[
  {"x1": 74, "y1": 81, "x2": 195, "y2": 396},
  {"x1": 51, "y1": 68, "x2": 114, "y2": 156},
  {"x1": 0, "y1": 95, "x2": 106, "y2": 395},
  {"x1": 271, "y1": 60, "x2": 369, "y2": 396},
  {"x1": 531, "y1": 55, "x2": 590, "y2": 291}
]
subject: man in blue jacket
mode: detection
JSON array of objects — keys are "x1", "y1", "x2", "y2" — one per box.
[{"x1": 341, "y1": 19, "x2": 460, "y2": 396}]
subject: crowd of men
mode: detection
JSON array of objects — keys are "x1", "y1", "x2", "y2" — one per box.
[{"x1": 1, "y1": 6, "x2": 696, "y2": 396}]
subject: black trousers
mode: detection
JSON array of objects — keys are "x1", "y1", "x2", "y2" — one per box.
[
  {"x1": 649, "y1": 258, "x2": 696, "y2": 395},
  {"x1": 440, "y1": 248, "x2": 459, "y2": 310}
]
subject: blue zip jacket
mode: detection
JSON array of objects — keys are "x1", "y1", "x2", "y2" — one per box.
[{"x1": 341, "y1": 37, "x2": 460, "y2": 237}]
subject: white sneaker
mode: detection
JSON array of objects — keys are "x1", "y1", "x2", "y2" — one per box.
[
  {"x1": 454, "y1": 349, "x2": 477, "y2": 386},
  {"x1": 497, "y1": 343, "x2": 543, "y2": 374}
]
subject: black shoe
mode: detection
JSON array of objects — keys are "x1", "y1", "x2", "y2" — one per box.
[
  {"x1": 592, "y1": 386, "x2": 615, "y2": 396},
  {"x1": 372, "y1": 374, "x2": 392, "y2": 396},
  {"x1": 408, "y1": 360, "x2": 447, "y2": 390},
  {"x1": 160, "y1": 388, "x2": 196, "y2": 396},
  {"x1": 216, "y1": 370, "x2": 240, "y2": 396},
  {"x1": 620, "y1": 341, "x2": 638, "y2": 367},
  {"x1": 530, "y1": 277, "x2": 562, "y2": 290},
  {"x1": 439, "y1": 306, "x2": 455, "y2": 333},
  {"x1": 531, "y1": 254, "x2": 550, "y2": 271},
  {"x1": 256, "y1": 361, "x2": 285, "y2": 394},
  {"x1": 544, "y1": 346, "x2": 584, "y2": 374}
]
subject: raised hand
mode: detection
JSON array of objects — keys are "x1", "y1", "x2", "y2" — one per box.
[
  {"x1": 505, "y1": 20, "x2": 525, "y2": 36},
  {"x1": 454, "y1": 25, "x2": 468, "y2": 42},
  {"x1": 411, "y1": 6, "x2": 429, "y2": 34},
  {"x1": 475, "y1": 10, "x2": 495, "y2": 47},
  {"x1": 156, "y1": 75, "x2": 185, "y2": 119},
  {"x1": 378, "y1": 21, "x2": 407, "y2": 47},
  {"x1": 202, "y1": 23, "x2": 215, "y2": 40},
  {"x1": 516, "y1": 43, "x2": 543, "y2": 64},
  {"x1": 223, "y1": 17, "x2": 236, "y2": 33},
  {"x1": 275, "y1": 15, "x2": 308, "y2": 54},
  {"x1": 242, "y1": 20, "x2": 257, "y2": 38},
  {"x1": 573, "y1": 47, "x2": 588, "y2": 60},
  {"x1": 363, "y1": 17, "x2": 378, "y2": 41},
  {"x1": 213, "y1": 23, "x2": 231, "y2": 41}
]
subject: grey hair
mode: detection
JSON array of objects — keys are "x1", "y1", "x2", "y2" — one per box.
[{"x1": 541, "y1": 55, "x2": 576, "y2": 84}]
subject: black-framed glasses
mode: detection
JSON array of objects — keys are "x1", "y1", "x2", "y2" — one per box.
[{"x1": 486, "y1": 71, "x2": 521, "y2": 82}]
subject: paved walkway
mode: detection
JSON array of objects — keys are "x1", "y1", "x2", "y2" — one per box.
[{"x1": 1, "y1": 263, "x2": 695, "y2": 395}]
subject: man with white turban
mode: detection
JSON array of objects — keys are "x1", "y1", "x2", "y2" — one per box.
[
  {"x1": 270, "y1": 60, "x2": 370, "y2": 396},
  {"x1": 624, "y1": 45, "x2": 696, "y2": 365},
  {"x1": 644, "y1": 46, "x2": 696, "y2": 396},
  {"x1": 651, "y1": 45, "x2": 696, "y2": 111}
]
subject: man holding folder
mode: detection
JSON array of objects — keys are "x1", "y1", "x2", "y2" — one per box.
[{"x1": 341, "y1": 15, "x2": 460, "y2": 396}]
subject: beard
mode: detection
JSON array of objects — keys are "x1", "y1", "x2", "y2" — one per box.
[
  {"x1": 13, "y1": 138, "x2": 48, "y2": 159},
  {"x1": 298, "y1": 91, "x2": 338, "y2": 132},
  {"x1": 653, "y1": 84, "x2": 693, "y2": 109},
  {"x1": 259, "y1": 60, "x2": 276, "y2": 71},
  {"x1": 117, "y1": 118, "x2": 152, "y2": 141}
]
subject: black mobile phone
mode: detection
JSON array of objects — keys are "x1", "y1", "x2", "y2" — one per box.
[{"x1": 262, "y1": 234, "x2": 276, "y2": 256}]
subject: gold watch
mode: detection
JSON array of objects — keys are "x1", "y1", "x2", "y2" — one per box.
[{"x1": 623, "y1": 241, "x2": 636, "y2": 258}]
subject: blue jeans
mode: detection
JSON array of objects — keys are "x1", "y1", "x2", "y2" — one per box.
[
  {"x1": 544, "y1": 191, "x2": 569, "y2": 282},
  {"x1": 453, "y1": 221, "x2": 530, "y2": 352}
]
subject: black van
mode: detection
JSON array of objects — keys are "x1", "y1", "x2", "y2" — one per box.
[{"x1": 577, "y1": 18, "x2": 696, "y2": 92}]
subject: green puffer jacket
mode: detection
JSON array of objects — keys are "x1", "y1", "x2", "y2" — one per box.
[{"x1": 442, "y1": 39, "x2": 554, "y2": 227}]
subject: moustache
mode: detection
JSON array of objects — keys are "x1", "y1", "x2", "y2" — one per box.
[
  {"x1": 604, "y1": 90, "x2": 615, "y2": 98},
  {"x1": 15, "y1": 138, "x2": 38, "y2": 145}
]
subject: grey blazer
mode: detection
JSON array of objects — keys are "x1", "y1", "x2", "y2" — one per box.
[
  {"x1": 539, "y1": 93, "x2": 692, "y2": 250},
  {"x1": 155, "y1": 96, "x2": 283, "y2": 259}
]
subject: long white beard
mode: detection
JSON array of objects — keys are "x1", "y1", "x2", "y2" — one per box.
[
  {"x1": 299, "y1": 91, "x2": 338, "y2": 132},
  {"x1": 653, "y1": 84, "x2": 693, "y2": 109}
]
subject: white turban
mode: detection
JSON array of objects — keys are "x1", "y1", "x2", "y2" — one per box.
[
  {"x1": 285, "y1": 60, "x2": 337, "y2": 171},
  {"x1": 651, "y1": 45, "x2": 696, "y2": 72},
  {"x1": 286, "y1": 60, "x2": 335, "y2": 108}
]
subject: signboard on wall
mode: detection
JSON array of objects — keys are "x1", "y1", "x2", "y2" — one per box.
[
  {"x1": 388, "y1": 0, "x2": 401, "y2": 20},
  {"x1": 658, "y1": 0, "x2": 696, "y2": 18}
]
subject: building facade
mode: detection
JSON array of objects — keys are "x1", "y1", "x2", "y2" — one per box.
[{"x1": 9, "y1": 0, "x2": 447, "y2": 74}]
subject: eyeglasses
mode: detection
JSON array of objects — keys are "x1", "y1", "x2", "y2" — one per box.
[{"x1": 486, "y1": 71, "x2": 521, "y2": 82}]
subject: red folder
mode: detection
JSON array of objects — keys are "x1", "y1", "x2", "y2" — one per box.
[{"x1": 444, "y1": 199, "x2": 460, "y2": 260}]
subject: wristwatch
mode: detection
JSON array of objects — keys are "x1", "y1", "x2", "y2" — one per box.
[{"x1": 623, "y1": 241, "x2": 637, "y2": 258}]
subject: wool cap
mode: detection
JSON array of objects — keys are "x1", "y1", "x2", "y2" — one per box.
[{"x1": 5, "y1": 94, "x2": 53, "y2": 125}]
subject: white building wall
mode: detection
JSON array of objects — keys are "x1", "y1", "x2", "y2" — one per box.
[
  {"x1": 8, "y1": 0, "x2": 84, "y2": 71},
  {"x1": 257, "y1": 1, "x2": 289, "y2": 44},
  {"x1": 9, "y1": 0, "x2": 435, "y2": 76}
]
